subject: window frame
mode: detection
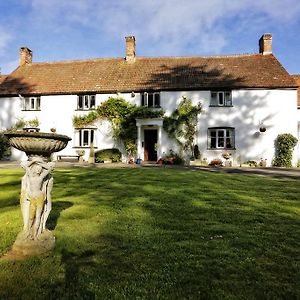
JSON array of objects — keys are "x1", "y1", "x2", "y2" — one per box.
[
  {"x1": 141, "y1": 92, "x2": 161, "y2": 108},
  {"x1": 77, "y1": 95, "x2": 96, "y2": 110},
  {"x1": 207, "y1": 127, "x2": 235, "y2": 150},
  {"x1": 210, "y1": 91, "x2": 232, "y2": 107},
  {"x1": 22, "y1": 96, "x2": 41, "y2": 111},
  {"x1": 75, "y1": 128, "x2": 96, "y2": 147}
]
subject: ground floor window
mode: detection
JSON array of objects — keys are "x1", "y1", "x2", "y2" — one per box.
[
  {"x1": 76, "y1": 128, "x2": 95, "y2": 147},
  {"x1": 208, "y1": 127, "x2": 235, "y2": 149}
]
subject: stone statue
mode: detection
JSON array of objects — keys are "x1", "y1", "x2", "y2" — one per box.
[{"x1": 20, "y1": 157, "x2": 55, "y2": 240}]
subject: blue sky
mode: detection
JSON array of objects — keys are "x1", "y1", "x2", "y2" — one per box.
[{"x1": 0, "y1": 0, "x2": 300, "y2": 75}]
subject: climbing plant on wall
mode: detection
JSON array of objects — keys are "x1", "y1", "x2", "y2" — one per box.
[
  {"x1": 163, "y1": 96, "x2": 202, "y2": 156},
  {"x1": 73, "y1": 97, "x2": 164, "y2": 155}
]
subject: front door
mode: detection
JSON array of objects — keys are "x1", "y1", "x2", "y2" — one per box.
[{"x1": 144, "y1": 129, "x2": 157, "y2": 161}]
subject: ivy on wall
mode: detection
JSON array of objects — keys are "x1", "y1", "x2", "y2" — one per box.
[
  {"x1": 163, "y1": 96, "x2": 202, "y2": 156},
  {"x1": 73, "y1": 97, "x2": 164, "y2": 155}
]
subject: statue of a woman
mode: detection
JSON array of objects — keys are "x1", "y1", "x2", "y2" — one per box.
[{"x1": 20, "y1": 158, "x2": 54, "y2": 240}]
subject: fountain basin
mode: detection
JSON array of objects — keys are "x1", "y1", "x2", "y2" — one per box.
[{"x1": 4, "y1": 131, "x2": 71, "y2": 160}]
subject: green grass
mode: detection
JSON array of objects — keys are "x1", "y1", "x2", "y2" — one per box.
[{"x1": 0, "y1": 167, "x2": 299, "y2": 299}]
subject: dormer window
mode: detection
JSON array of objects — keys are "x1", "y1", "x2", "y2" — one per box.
[
  {"x1": 22, "y1": 96, "x2": 41, "y2": 111},
  {"x1": 77, "y1": 95, "x2": 96, "y2": 110},
  {"x1": 210, "y1": 91, "x2": 232, "y2": 107},
  {"x1": 141, "y1": 92, "x2": 160, "y2": 107}
]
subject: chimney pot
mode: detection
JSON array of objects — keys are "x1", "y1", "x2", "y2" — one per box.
[
  {"x1": 125, "y1": 36, "x2": 136, "y2": 62},
  {"x1": 259, "y1": 34, "x2": 272, "y2": 55},
  {"x1": 20, "y1": 47, "x2": 32, "y2": 66}
]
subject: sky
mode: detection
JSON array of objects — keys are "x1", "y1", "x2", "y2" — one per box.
[{"x1": 0, "y1": 0, "x2": 300, "y2": 75}]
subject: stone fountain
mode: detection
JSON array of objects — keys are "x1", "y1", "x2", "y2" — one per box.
[{"x1": 2, "y1": 131, "x2": 71, "y2": 259}]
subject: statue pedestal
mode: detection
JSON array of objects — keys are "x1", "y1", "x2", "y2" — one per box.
[{"x1": 1, "y1": 231, "x2": 55, "y2": 260}]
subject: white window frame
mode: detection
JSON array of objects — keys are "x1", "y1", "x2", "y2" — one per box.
[
  {"x1": 76, "y1": 128, "x2": 95, "y2": 147},
  {"x1": 141, "y1": 92, "x2": 160, "y2": 108},
  {"x1": 77, "y1": 95, "x2": 96, "y2": 110},
  {"x1": 208, "y1": 127, "x2": 235, "y2": 149},
  {"x1": 210, "y1": 91, "x2": 232, "y2": 107},
  {"x1": 22, "y1": 96, "x2": 41, "y2": 111}
]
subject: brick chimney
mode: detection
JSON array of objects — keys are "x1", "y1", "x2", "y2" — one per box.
[
  {"x1": 259, "y1": 34, "x2": 272, "y2": 55},
  {"x1": 19, "y1": 47, "x2": 32, "y2": 66},
  {"x1": 125, "y1": 36, "x2": 136, "y2": 62}
]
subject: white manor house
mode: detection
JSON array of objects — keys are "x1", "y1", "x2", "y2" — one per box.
[{"x1": 0, "y1": 34, "x2": 299, "y2": 166}]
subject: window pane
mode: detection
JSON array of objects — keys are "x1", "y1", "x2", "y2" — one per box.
[
  {"x1": 84, "y1": 96, "x2": 89, "y2": 108},
  {"x1": 211, "y1": 137, "x2": 216, "y2": 148},
  {"x1": 30, "y1": 98, "x2": 35, "y2": 109},
  {"x1": 154, "y1": 93, "x2": 160, "y2": 107},
  {"x1": 83, "y1": 130, "x2": 89, "y2": 146},
  {"x1": 78, "y1": 96, "x2": 83, "y2": 109},
  {"x1": 141, "y1": 93, "x2": 145, "y2": 106},
  {"x1": 148, "y1": 94, "x2": 154, "y2": 107},
  {"x1": 90, "y1": 96, "x2": 95, "y2": 108},
  {"x1": 218, "y1": 93, "x2": 224, "y2": 105},
  {"x1": 225, "y1": 92, "x2": 232, "y2": 106},
  {"x1": 36, "y1": 97, "x2": 40, "y2": 110},
  {"x1": 91, "y1": 130, "x2": 94, "y2": 144},
  {"x1": 211, "y1": 92, "x2": 217, "y2": 105}
]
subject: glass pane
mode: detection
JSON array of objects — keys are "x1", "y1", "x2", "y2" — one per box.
[
  {"x1": 78, "y1": 96, "x2": 83, "y2": 109},
  {"x1": 225, "y1": 92, "x2": 232, "y2": 106},
  {"x1": 90, "y1": 96, "x2": 95, "y2": 108},
  {"x1": 25, "y1": 98, "x2": 30, "y2": 110},
  {"x1": 141, "y1": 93, "x2": 145, "y2": 106},
  {"x1": 211, "y1": 92, "x2": 217, "y2": 105},
  {"x1": 36, "y1": 97, "x2": 40, "y2": 110},
  {"x1": 154, "y1": 93, "x2": 160, "y2": 107},
  {"x1": 226, "y1": 138, "x2": 232, "y2": 148},
  {"x1": 83, "y1": 130, "x2": 89, "y2": 146},
  {"x1": 218, "y1": 137, "x2": 224, "y2": 148},
  {"x1": 210, "y1": 137, "x2": 216, "y2": 149},
  {"x1": 91, "y1": 130, "x2": 94, "y2": 144},
  {"x1": 84, "y1": 96, "x2": 89, "y2": 109},
  {"x1": 30, "y1": 98, "x2": 35, "y2": 109},
  {"x1": 218, "y1": 93, "x2": 224, "y2": 106},
  {"x1": 148, "y1": 94, "x2": 154, "y2": 107},
  {"x1": 210, "y1": 130, "x2": 216, "y2": 137}
]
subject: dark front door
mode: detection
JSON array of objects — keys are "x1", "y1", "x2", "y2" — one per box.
[{"x1": 144, "y1": 129, "x2": 157, "y2": 161}]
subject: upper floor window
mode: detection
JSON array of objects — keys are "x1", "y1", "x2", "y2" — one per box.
[
  {"x1": 77, "y1": 95, "x2": 96, "y2": 110},
  {"x1": 141, "y1": 92, "x2": 160, "y2": 108},
  {"x1": 22, "y1": 96, "x2": 41, "y2": 111},
  {"x1": 208, "y1": 127, "x2": 235, "y2": 149},
  {"x1": 210, "y1": 91, "x2": 232, "y2": 107}
]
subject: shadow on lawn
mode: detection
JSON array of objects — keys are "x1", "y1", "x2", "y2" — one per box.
[{"x1": 47, "y1": 200, "x2": 73, "y2": 230}]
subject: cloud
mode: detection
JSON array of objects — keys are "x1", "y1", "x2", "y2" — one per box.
[
  {"x1": 0, "y1": 28, "x2": 12, "y2": 55},
  {"x1": 16, "y1": 0, "x2": 300, "y2": 55}
]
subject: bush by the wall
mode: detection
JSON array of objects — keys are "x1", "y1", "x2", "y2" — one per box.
[
  {"x1": 272, "y1": 133, "x2": 298, "y2": 168},
  {"x1": 0, "y1": 132, "x2": 11, "y2": 159},
  {"x1": 95, "y1": 148, "x2": 122, "y2": 163}
]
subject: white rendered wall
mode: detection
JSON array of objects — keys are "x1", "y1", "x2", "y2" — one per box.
[{"x1": 0, "y1": 89, "x2": 298, "y2": 165}]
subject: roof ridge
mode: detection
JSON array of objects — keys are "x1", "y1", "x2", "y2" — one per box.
[{"x1": 25, "y1": 53, "x2": 261, "y2": 66}]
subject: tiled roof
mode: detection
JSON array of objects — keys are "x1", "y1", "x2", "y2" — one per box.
[
  {"x1": 292, "y1": 75, "x2": 300, "y2": 107},
  {"x1": 0, "y1": 54, "x2": 297, "y2": 96},
  {"x1": 0, "y1": 75, "x2": 7, "y2": 84}
]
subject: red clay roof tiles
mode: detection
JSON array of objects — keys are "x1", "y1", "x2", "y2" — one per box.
[{"x1": 0, "y1": 54, "x2": 297, "y2": 96}]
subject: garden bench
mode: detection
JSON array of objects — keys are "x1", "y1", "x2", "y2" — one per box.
[{"x1": 57, "y1": 155, "x2": 79, "y2": 162}]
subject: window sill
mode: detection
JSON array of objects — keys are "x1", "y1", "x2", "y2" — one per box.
[
  {"x1": 73, "y1": 146, "x2": 98, "y2": 149},
  {"x1": 207, "y1": 148, "x2": 236, "y2": 150},
  {"x1": 75, "y1": 108, "x2": 96, "y2": 111},
  {"x1": 21, "y1": 109, "x2": 41, "y2": 111},
  {"x1": 209, "y1": 105, "x2": 233, "y2": 108}
]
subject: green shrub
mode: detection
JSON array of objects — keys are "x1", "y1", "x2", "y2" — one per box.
[
  {"x1": 245, "y1": 160, "x2": 257, "y2": 167},
  {"x1": 95, "y1": 148, "x2": 122, "y2": 163},
  {"x1": 272, "y1": 133, "x2": 298, "y2": 168},
  {"x1": 0, "y1": 132, "x2": 11, "y2": 159}
]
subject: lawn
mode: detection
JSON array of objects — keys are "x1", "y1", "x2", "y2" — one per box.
[{"x1": 0, "y1": 167, "x2": 299, "y2": 299}]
